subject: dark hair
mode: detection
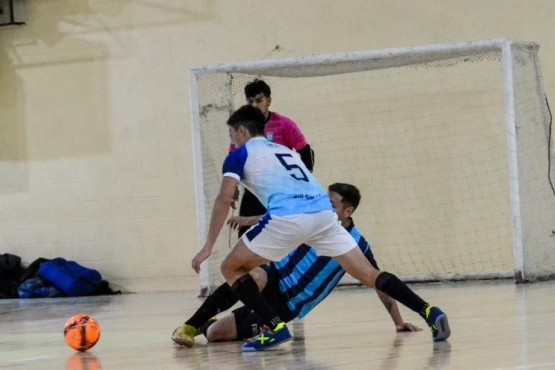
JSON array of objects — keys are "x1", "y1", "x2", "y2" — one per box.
[
  {"x1": 244, "y1": 79, "x2": 271, "y2": 99},
  {"x1": 328, "y1": 183, "x2": 361, "y2": 210},
  {"x1": 227, "y1": 105, "x2": 266, "y2": 136}
]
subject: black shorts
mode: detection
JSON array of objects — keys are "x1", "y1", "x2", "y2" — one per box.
[
  {"x1": 233, "y1": 265, "x2": 295, "y2": 340},
  {"x1": 239, "y1": 189, "x2": 267, "y2": 217}
]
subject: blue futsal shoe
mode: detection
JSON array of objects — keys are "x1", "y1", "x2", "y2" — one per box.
[
  {"x1": 425, "y1": 306, "x2": 451, "y2": 341},
  {"x1": 242, "y1": 322, "x2": 292, "y2": 352}
]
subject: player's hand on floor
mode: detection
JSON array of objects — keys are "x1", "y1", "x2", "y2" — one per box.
[{"x1": 396, "y1": 323, "x2": 422, "y2": 332}]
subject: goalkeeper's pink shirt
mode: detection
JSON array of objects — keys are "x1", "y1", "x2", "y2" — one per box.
[{"x1": 229, "y1": 111, "x2": 308, "y2": 153}]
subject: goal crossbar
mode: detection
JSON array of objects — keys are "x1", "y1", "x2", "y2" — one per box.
[{"x1": 191, "y1": 39, "x2": 534, "y2": 77}]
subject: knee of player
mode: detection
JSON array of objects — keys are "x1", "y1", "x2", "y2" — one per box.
[
  {"x1": 219, "y1": 259, "x2": 232, "y2": 279},
  {"x1": 204, "y1": 325, "x2": 218, "y2": 342},
  {"x1": 204, "y1": 321, "x2": 231, "y2": 342},
  {"x1": 248, "y1": 267, "x2": 268, "y2": 292}
]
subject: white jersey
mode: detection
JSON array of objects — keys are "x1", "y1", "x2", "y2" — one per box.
[{"x1": 223, "y1": 137, "x2": 332, "y2": 216}]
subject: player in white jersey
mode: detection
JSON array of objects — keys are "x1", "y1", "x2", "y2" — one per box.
[
  {"x1": 191, "y1": 105, "x2": 451, "y2": 352},
  {"x1": 225, "y1": 137, "x2": 328, "y2": 218}
]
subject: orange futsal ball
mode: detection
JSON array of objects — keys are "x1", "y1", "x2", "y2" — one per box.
[{"x1": 64, "y1": 314, "x2": 101, "y2": 351}]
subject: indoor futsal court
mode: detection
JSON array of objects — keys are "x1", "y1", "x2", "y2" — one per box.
[
  {"x1": 1, "y1": 280, "x2": 554, "y2": 370},
  {"x1": 2, "y1": 2, "x2": 555, "y2": 370}
]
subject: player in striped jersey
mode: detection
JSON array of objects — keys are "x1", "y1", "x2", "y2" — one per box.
[{"x1": 172, "y1": 183, "x2": 421, "y2": 347}]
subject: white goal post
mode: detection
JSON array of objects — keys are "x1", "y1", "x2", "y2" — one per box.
[{"x1": 189, "y1": 39, "x2": 555, "y2": 296}]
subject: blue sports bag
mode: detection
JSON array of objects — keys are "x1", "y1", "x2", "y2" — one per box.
[{"x1": 39, "y1": 258, "x2": 102, "y2": 296}]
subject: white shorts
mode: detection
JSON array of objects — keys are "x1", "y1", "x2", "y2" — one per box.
[{"x1": 242, "y1": 210, "x2": 357, "y2": 261}]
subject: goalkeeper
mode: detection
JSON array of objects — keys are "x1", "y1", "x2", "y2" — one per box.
[
  {"x1": 172, "y1": 182, "x2": 421, "y2": 346},
  {"x1": 234, "y1": 79, "x2": 315, "y2": 237}
]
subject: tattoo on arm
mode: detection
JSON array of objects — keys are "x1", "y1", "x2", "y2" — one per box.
[{"x1": 382, "y1": 296, "x2": 394, "y2": 312}]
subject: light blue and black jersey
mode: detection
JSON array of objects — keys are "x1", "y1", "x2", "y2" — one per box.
[
  {"x1": 222, "y1": 137, "x2": 332, "y2": 216},
  {"x1": 267, "y1": 220, "x2": 379, "y2": 319}
]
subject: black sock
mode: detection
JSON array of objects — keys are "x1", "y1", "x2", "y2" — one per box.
[
  {"x1": 185, "y1": 283, "x2": 238, "y2": 329},
  {"x1": 231, "y1": 274, "x2": 282, "y2": 330},
  {"x1": 375, "y1": 271, "x2": 429, "y2": 319}
]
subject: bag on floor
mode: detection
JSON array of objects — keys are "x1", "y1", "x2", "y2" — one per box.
[
  {"x1": 39, "y1": 258, "x2": 102, "y2": 296},
  {"x1": 0, "y1": 253, "x2": 24, "y2": 298},
  {"x1": 19, "y1": 257, "x2": 50, "y2": 283},
  {"x1": 18, "y1": 277, "x2": 64, "y2": 298}
]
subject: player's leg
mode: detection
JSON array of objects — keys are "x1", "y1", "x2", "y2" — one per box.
[
  {"x1": 171, "y1": 283, "x2": 237, "y2": 347},
  {"x1": 207, "y1": 267, "x2": 292, "y2": 343},
  {"x1": 221, "y1": 216, "x2": 300, "y2": 351},
  {"x1": 221, "y1": 240, "x2": 290, "y2": 346},
  {"x1": 334, "y1": 247, "x2": 450, "y2": 341},
  {"x1": 312, "y1": 211, "x2": 450, "y2": 341},
  {"x1": 206, "y1": 306, "x2": 262, "y2": 342},
  {"x1": 171, "y1": 266, "x2": 269, "y2": 347},
  {"x1": 204, "y1": 313, "x2": 240, "y2": 342}
]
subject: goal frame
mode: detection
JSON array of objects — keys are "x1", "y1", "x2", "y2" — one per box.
[{"x1": 189, "y1": 39, "x2": 552, "y2": 294}]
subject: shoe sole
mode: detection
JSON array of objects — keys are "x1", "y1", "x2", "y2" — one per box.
[
  {"x1": 242, "y1": 335, "x2": 292, "y2": 352},
  {"x1": 433, "y1": 313, "x2": 451, "y2": 342}
]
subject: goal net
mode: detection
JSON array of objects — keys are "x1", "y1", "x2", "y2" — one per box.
[{"x1": 189, "y1": 39, "x2": 555, "y2": 296}]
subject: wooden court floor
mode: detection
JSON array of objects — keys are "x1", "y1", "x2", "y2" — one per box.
[{"x1": 1, "y1": 280, "x2": 554, "y2": 370}]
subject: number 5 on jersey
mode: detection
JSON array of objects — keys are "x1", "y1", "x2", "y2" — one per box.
[{"x1": 275, "y1": 153, "x2": 309, "y2": 182}]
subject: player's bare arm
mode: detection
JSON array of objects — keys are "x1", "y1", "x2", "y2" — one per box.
[
  {"x1": 192, "y1": 176, "x2": 239, "y2": 273},
  {"x1": 376, "y1": 290, "x2": 421, "y2": 332}
]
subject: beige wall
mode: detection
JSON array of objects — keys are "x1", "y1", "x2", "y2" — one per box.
[{"x1": 0, "y1": 0, "x2": 553, "y2": 292}]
